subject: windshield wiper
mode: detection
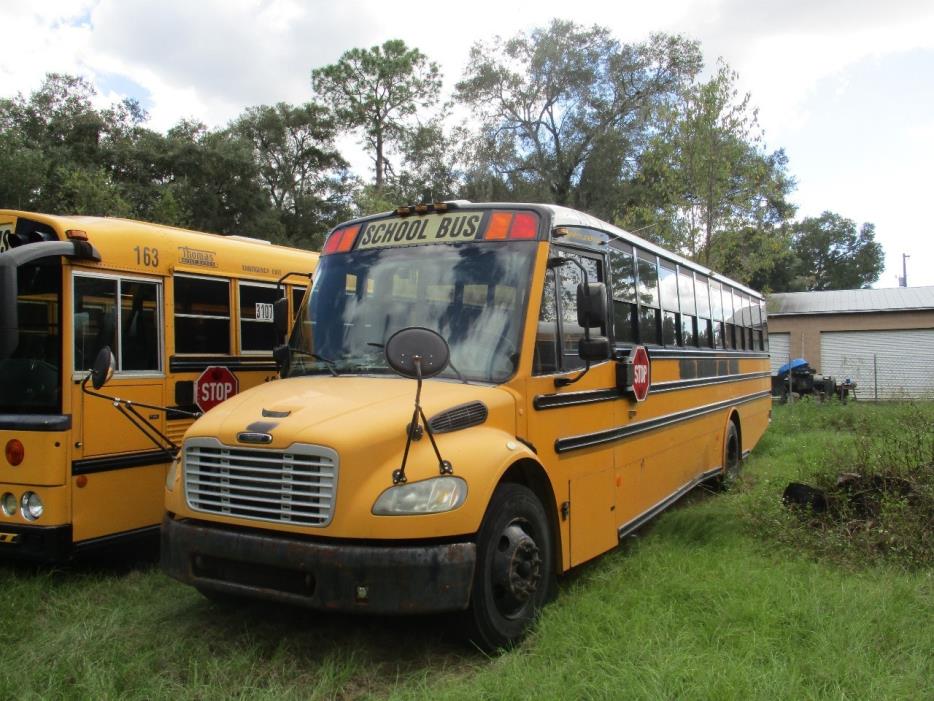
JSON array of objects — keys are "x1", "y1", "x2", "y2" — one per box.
[{"x1": 289, "y1": 348, "x2": 339, "y2": 377}]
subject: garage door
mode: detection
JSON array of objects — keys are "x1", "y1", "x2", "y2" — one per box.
[
  {"x1": 821, "y1": 329, "x2": 934, "y2": 399},
  {"x1": 768, "y1": 332, "x2": 790, "y2": 375}
]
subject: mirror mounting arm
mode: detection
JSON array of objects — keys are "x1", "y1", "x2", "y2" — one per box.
[
  {"x1": 554, "y1": 361, "x2": 591, "y2": 388},
  {"x1": 392, "y1": 357, "x2": 454, "y2": 485}
]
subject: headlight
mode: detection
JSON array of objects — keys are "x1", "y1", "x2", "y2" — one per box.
[
  {"x1": 20, "y1": 491, "x2": 43, "y2": 521},
  {"x1": 165, "y1": 456, "x2": 180, "y2": 492},
  {"x1": 372, "y1": 477, "x2": 468, "y2": 515},
  {"x1": 1, "y1": 492, "x2": 16, "y2": 516}
]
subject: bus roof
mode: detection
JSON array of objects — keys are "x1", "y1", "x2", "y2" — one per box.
[
  {"x1": 0, "y1": 209, "x2": 318, "y2": 282},
  {"x1": 337, "y1": 202, "x2": 764, "y2": 301}
]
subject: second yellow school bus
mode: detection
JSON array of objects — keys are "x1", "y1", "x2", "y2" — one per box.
[
  {"x1": 0, "y1": 210, "x2": 316, "y2": 560},
  {"x1": 161, "y1": 202, "x2": 771, "y2": 650}
]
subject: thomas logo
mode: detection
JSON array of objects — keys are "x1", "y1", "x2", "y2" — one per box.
[{"x1": 178, "y1": 245, "x2": 217, "y2": 267}]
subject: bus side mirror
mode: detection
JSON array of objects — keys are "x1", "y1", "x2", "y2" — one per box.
[
  {"x1": 91, "y1": 346, "x2": 115, "y2": 390},
  {"x1": 273, "y1": 297, "x2": 290, "y2": 343},
  {"x1": 579, "y1": 336, "x2": 610, "y2": 362},
  {"x1": 577, "y1": 282, "x2": 607, "y2": 329}
]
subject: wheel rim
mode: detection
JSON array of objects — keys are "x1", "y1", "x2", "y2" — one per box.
[{"x1": 490, "y1": 520, "x2": 542, "y2": 619}]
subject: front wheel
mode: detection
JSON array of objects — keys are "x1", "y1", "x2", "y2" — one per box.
[{"x1": 463, "y1": 483, "x2": 555, "y2": 652}]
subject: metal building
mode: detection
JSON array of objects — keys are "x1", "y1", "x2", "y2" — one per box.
[{"x1": 767, "y1": 287, "x2": 934, "y2": 399}]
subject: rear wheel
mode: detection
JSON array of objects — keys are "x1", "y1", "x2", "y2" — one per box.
[
  {"x1": 463, "y1": 483, "x2": 554, "y2": 652},
  {"x1": 722, "y1": 420, "x2": 741, "y2": 486}
]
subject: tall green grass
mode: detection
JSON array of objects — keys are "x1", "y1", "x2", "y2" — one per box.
[{"x1": 0, "y1": 400, "x2": 931, "y2": 700}]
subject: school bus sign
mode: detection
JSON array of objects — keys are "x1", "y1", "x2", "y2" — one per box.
[{"x1": 195, "y1": 366, "x2": 239, "y2": 413}]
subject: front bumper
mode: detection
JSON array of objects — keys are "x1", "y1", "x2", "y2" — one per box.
[
  {"x1": 161, "y1": 516, "x2": 477, "y2": 613},
  {"x1": 0, "y1": 523, "x2": 72, "y2": 562}
]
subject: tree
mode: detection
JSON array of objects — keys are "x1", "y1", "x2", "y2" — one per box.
[
  {"x1": 790, "y1": 212, "x2": 884, "y2": 290},
  {"x1": 455, "y1": 21, "x2": 702, "y2": 210},
  {"x1": 312, "y1": 40, "x2": 441, "y2": 189},
  {"x1": 623, "y1": 62, "x2": 795, "y2": 264},
  {"x1": 231, "y1": 102, "x2": 353, "y2": 247}
]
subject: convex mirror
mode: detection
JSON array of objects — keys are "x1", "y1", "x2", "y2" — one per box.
[
  {"x1": 91, "y1": 346, "x2": 116, "y2": 389},
  {"x1": 385, "y1": 327, "x2": 450, "y2": 379}
]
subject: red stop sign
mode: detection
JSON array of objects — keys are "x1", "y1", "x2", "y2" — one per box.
[
  {"x1": 628, "y1": 345, "x2": 651, "y2": 402},
  {"x1": 195, "y1": 366, "x2": 239, "y2": 413}
]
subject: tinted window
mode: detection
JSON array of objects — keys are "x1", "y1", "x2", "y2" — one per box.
[
  {"x1": 240, "y1": 282, "x2": 278, "y2": 353},
  {"x1": 608, "y1": 243, "x2": 637, "y2": 344},
  {"x1": 174, "y1": 276, "x2": 230, "y2": 354},
  {"x1": 75, "y1": 275, "x2": 160, "y2": 372},
  {"x1": 636, "y1": 252, "x2": 660, "y2": 344},
  {"x1": 0, "y1": 260, "x2": 62, "y2": 413}
]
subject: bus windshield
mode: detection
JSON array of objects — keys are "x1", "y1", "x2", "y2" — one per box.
[
  {"x1": 0, "y1": 259, "x2": 62, "y2": 413},
  {"x1": 288, "y1": 241, "x2": 536, "y2": 383}
]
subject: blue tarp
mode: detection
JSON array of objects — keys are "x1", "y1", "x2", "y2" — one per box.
[{"x1": 777, "y1": 358, "x2": 810, "y2": 376}]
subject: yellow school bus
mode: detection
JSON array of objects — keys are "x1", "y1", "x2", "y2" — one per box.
[
  {"x1": 160, "y1": 202, "x2": 771, "y2": 650},
  {"x1": 0, "y1": 210, "x2": 317, "y2": 560}
]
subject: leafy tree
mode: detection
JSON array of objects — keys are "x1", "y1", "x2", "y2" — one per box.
[
  {"x1": 231, "y1": 102, "x2": 353, "y2": 247},
  {"x1": 455, "y1": 21, "x2": 702, "y2": 210},
  {"x1": 790, "y1": 212, "x2": 884, "y2": 290},
  {"x1": 621, "y1": 61, "x2": 796, "y2": 287},
  {"x1": 312, "y1": 40, "x2": 441, "y2": 189}
]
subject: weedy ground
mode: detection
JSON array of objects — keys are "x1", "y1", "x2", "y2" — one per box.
[{"x1": 1, "y1": 400, "x2": 931, "y2": 700}]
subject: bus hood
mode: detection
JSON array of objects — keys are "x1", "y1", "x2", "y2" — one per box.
[{"x1": 185, "y1": 375, "x2": 518, "y2": 459}]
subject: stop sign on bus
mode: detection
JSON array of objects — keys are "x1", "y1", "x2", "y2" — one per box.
[
  {"x1": 195, "y1": 366, "x2": 239, "y2": 413},
  {"x1": 627, "y1": 345, "x2": 651, "y2": 402}
]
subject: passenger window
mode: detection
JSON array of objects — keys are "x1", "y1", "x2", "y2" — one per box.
[
  {"x1": 75, "y1": 275, "x2": 160, "y2": 372},
  {"x1": 709, "y1": 279, "x2": 724, "y2": 348},
  {"x1": 239, "y1": 281, "x2": 279, "y2": 353},
  {"x1": 636, "y1": 252, "x2": 660, "y2": 345},
  {"x1": 608, "y1": 243, "x2": 637, "y2": 344},
  {"x1": 678, "y1": 269, "x2": 696, "y2": 347},
  {"x1": 659, "y1": 261, "x2": 678, "y2": 346},
  {"x1": 174, "y1": 275, "x2": 230, "y2": 354},
  {"x1": 695, "y1": 275, "x2": 712, "y2": 347}
]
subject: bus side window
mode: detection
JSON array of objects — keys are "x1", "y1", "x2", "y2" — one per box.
[
  {"x1": 174, "y1": 275, "x2": 231, "y2": 355},
  {"x1": 239, "y1": 281, "x2": 279, "y2": 353},
  {"x1": 74, "y1": 275, "x2": 161, "y2": 373},
  {"x1": 74, "y1": 276, "x2": 117, "y2": 372},
  {"x1": 678, "y1": 267, "x2": 697, "y2": 347},
  {"x1": 121, "y1": 280, "x2": 160, "y2": 371},
  {"x1": 695, "y1": 274, "x2": 713, "y2": 347},
  {"x1": 608, "y1": 243, "x2": 636, "y2": 345},
  {"x1": 636, "y1": 251, "x2": 660, "y2": 345},
  {"x1": 658, "y1": 260, "x2": 678, "y2": 346},
  {"x1": 533, "y1": 268, "x2": 559, "y2": 375},
  {"x1": 709, "y1": 279, "x2": 724, "y2": 348}
]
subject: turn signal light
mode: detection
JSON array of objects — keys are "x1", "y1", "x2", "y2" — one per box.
[{"x1": 5, "y1": 439, "x2": 24, "y2": 467}]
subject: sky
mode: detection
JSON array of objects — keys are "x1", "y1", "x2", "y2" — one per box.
[{"x1": 3, "y1": 0, "x2": 934, "y2": 287}]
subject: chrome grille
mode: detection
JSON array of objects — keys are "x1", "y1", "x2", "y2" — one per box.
[{"x1": 184, "y1": 438, "x2": 337, "y2": 527}]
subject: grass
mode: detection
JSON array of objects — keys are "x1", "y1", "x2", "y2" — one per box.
[{"x1": 1, "y1": 400, "x2": 932, "y2": 700}]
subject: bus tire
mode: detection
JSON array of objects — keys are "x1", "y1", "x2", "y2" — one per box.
[
  {"x1": 722, "y1": 419, "x2": 741, "y2": 487},
  {"x1": 463, "y1": 483, "x2": 554, "y2": 652}
]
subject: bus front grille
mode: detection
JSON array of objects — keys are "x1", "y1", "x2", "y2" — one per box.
[{"x1": 183, "y1": 438, "x2": 338, "y2": 527}]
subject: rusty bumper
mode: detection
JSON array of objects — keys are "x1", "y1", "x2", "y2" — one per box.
[{"x1": 161, "y1": 516, "x2": 477, "y2": 613}]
